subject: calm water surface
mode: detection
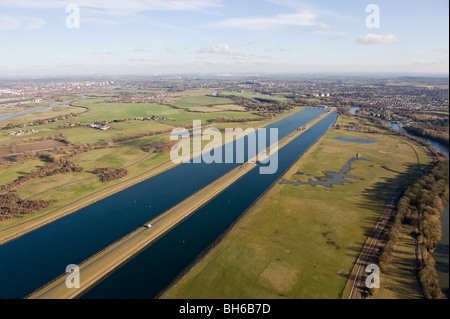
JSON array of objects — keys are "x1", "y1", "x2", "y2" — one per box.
[
  {"x1": 81, "y1": 113, "x2": 338, "y2": 299},
  {"x1": 0, "y1": 108, "x2": 328, "y2": 299}
]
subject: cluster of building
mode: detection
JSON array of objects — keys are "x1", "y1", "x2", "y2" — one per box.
[
  {"x1": 2, "y1": 81, "x2": 114, "y2": 97},
  {"x1": 134, "y1": 116, "x2": 167, "y2": 121},
  {"x1": 8, "y1": 129, "x2": 39, "y2": 136},
  {"x1": 310, "y1": 93, "x2": 331, "y2": 98},
  {"x1": 88, "y1": 123, "x2": 110, "y2": 131}
]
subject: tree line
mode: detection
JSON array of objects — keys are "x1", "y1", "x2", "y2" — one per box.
[
  {"x1": 89, "y1": 167, "x2": 128, "y2": 183},
  {"x1": 217, "y1": 94, "x2": 294, "y2": 114},
  {"x1": 378, "y1": 159, "x2": 449, "y2": 299},
  {"x1": 141, "y1": 140, "x2": 176, "y2": 153},
  {"x1": 0, "y1": 193, "x2": 54, "y2": 221}
]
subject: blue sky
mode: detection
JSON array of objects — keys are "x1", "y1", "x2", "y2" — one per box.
[{"x1": 0, "y1": 0, "x2": 448, "y2": 76}]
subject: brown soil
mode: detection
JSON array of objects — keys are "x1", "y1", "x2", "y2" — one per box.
[{"x1": 0, "y1": 141, "x2": 68, "y2": 157}]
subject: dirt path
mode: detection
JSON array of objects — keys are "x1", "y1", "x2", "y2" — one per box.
[{"x1": 342, "y1": 137, "x2": 435, "y2": 299}]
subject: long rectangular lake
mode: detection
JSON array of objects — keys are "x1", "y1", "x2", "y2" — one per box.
[
  {"x1": 0, "y1": 108, "x2": 331, "y2": 299},
  {"x1": 81, "y1": 113, "x2": 338, "y2": 299}
]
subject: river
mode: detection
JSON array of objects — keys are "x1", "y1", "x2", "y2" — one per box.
[
  {"x1": 351, "y1": 106, "x2": 449, "y2": 298},
  {"x1": 0, "y1": 95, "x2": 88, "y2": 121},
  {"x1": 350, "y1": 107, "x2": 449, "y2": 158},
  {"x1": 0, "y1": 108, "x2": 332, "y2": 299},
  {"x1": 382, "y1": 120, "x2": 449, "y2": 297}
]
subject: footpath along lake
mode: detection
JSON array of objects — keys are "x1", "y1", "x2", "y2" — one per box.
[
  {"x1": 0, "y1": 108, "x2": 330, "y2": 299},
  {"x1": 81, "y1": 112, "x2": 339, "y2": 299}
]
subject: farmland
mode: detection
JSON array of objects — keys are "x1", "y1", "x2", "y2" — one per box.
[{"x1": 0, "y1": 89, "x2": 278, "y2": 241}]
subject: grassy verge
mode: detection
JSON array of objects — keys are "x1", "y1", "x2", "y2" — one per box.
[
  {"x1": 370, "y1": 224, "x2": 423, "y2": 299},
  {"x1": 0, "y1": 108, "x2": 304, "y2": 244},
  {"x1": 28, "y1": 162, "x2": 257, "y2": 299},
  {"x1": 164, "y1": 115, "x2": 429, "y2": 299},
  {"x1": 26, "y1": 109, "x2": 320, "y2": 299}
]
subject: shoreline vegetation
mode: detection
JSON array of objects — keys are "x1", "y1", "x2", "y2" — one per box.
[
  {"x1": 163, "y1": 114, "x2": 432, "y2": 299},
  {"x1": 405, "y1": 126, "x2": 449, "y2": 147},
  {"x1": 28, "y1": 161, "x2": 258, "y2": 299},
  {"x1": 1, "y1": 84, "x2": 447, "y2": 300},
  {"x1": 355, "y1": 113, "x2": 448, "y2": 299},
  {"x1": 0, "y1": 107, "x2": 304, "y2": 245},
  {"x1": 377, "y1": 160, "x2": 449, "y2": 299},
  {"x1": 27, "y1": 112, "x2": 328, "y2": 299}
]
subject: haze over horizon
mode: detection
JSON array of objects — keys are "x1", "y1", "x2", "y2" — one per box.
[{"x1": 0, "y1": 0, "x2": 448, "y2": 76}]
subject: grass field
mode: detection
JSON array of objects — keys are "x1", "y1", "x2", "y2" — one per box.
[
  {"x1": 164, "y1": 115, "x2": 429, "y2": 299},
  {"x1": 74, "y1": 145, "x2": 149, "y2": 171},
  {"x1": 187, "y1": 104, "x2": 247, "y2": 113},
  {"x1": 419, "y1": 110, "x2": 449, "y2": 115},
  {"x1": 0, "y1": 91, "x2": 261, "y2": 145},
  {"x1": 1, "y1": 105, "x2": 86, "y2": 125},
  {"x1": 370, "y1": 224, "x2": 423, "y2": 299},
  {"x1": 62, "y1": 121, "x2": 174, "y2": 144},
  {"x1": 0, "y1": 99, "x2": 294, "y2": 241},
  {"x1": 219, "y1": 91, "x2": 290, "y2": 102},
  {"x1": 0, "y1": 159, "x2": 45, "y2": 187},
  {"x1": 74, "y1": 101, "x2": 177, "y2": 123},
  {"x1": 172, "y1": 95, "x2": 235, "y2": 108}
]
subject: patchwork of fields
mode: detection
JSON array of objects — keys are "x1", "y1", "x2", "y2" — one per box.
[
  {"x1": 0, "y1": 89, "x2": 432, "y2": 299},
  {"x1": 0, "y1": 89, "x2": 273, "y2": 234}
]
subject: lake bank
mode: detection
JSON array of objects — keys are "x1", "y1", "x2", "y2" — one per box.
[{"x1": 0, "y1": 108, "x2": 329, "y2": 299}]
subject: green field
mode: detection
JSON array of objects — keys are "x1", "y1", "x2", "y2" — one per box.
[
  {"x1": 0, "y1": 159, "x2": 45, "y2": 187},
  {"x1": 420, "y1": 110, "x2": 449, "y2": 115},
  {"x1": 62, "y1": 121, "x2": 173, "y2": 144},
  {"x1": 220, "y1": 91, "x2": 290, "y2": 102},
  {"x1": 74, "y1": 145, "x2": 149, "y2": 171},
  {"x1": 1, "y1": 105, "x2": 86, "y2": 125},
  {"x1": 0, "y1": 90, "x2": 279, "y2": 234},
  {"x1": 164, "y1": 115, "x2": 429, "y2": 299},
  {"x1": 172, "y1": 95, "x2": 235, "y2": 108},
  {"x1": 370, "y1": 224, "x2": 423, "y2": 299},
  {"x1": 0, "y1": 92, "x2": 261, "y2": 145},
  {"x1": 187, "y1": 104, "x2": 247, "y2": 113}
]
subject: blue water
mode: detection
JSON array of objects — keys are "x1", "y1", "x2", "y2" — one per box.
[
  {"x1": 81, "y1": 113, "x2": 338, "y2": 299},
  {"x1": 0, "y1": 96, "x2": 87, "y2": 121},
  {"x1": 383, "y1": 119, "x2": 449, "y2": 298},
  {"x1": 0, "y1": 108, "x2": 328, "y2": 299},
  {"x1": 382, "y1": 120, "x2": 449, "y2": 159},
  {"x1": 333, "y1": 137, "x2": 377, "y2": 144}
]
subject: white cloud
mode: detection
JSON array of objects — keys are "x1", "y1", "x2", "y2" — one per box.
[
  {"x1": 0, "y1": 15, "x2": 46, "y2": 30},
  {"x1": 210, "y1": 11, "x2": 317, "y2": 31},
  {"x1": 197, "y1": 44, "x2": 252, "y2": 62},
  {"x1": 0, "y1": 0, "x2": 222, "y2": 27},
  {"x1": 198, "y1": 44, "x2": 239, "y2": 55},
  {"x1": 356, "y1": 34, "x2": 400, "y2": 45}
]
